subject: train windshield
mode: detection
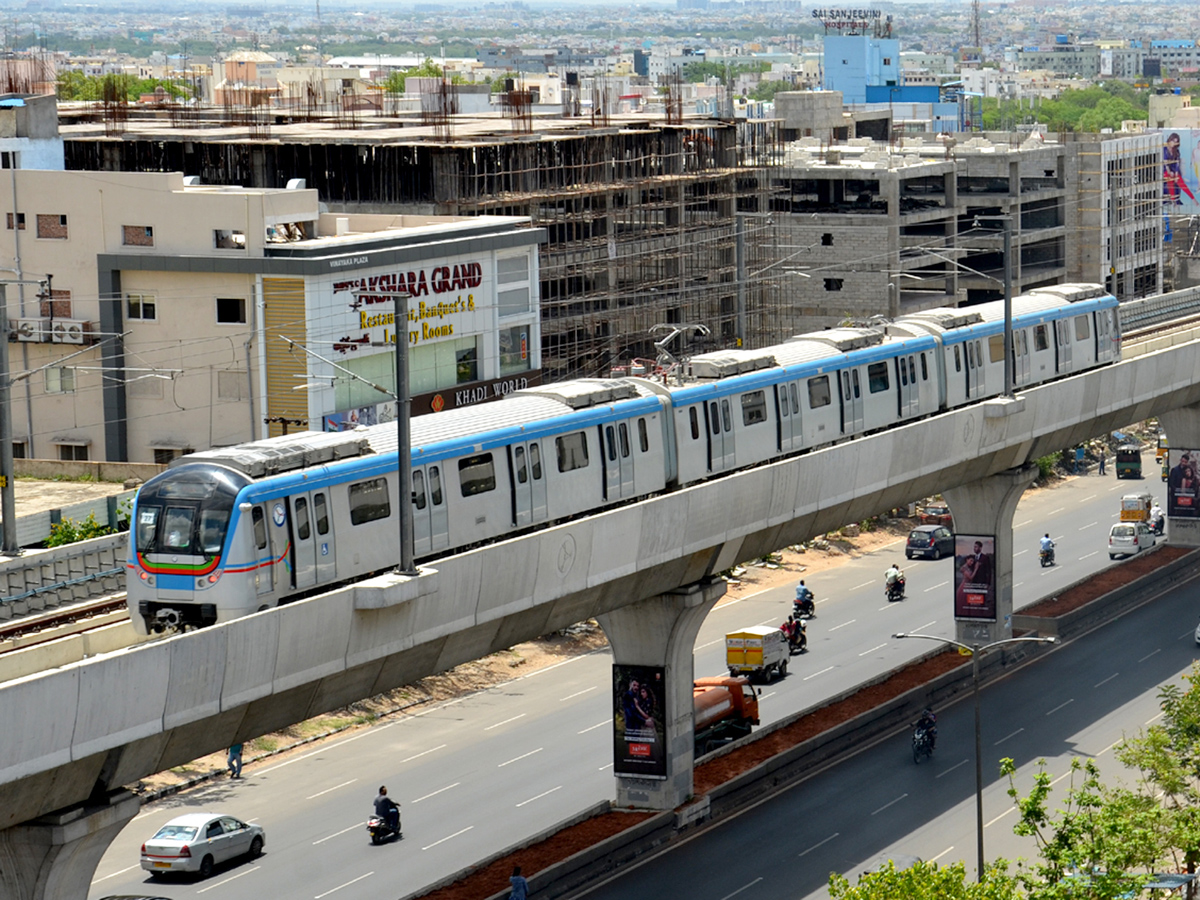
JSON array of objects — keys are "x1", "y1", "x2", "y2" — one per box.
[{"x1": 134, "y1": 464, "x2": 250, "y2": 557}]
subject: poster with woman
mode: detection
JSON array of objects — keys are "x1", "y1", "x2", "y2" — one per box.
[
  {"x1": 1166, "y1": 449, "x2": 1200, "y2": 518},
  {"x1": 954, "y1": 534, "x2": 996, "y2": 620},
  {"x1": 611, "y1": 664, "x2": 667, "y2": 779}
]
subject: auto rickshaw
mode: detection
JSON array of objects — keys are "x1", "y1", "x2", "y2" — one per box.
[{"x1": 1116, "y1": 444, "x2": 1142, "y2": 479}]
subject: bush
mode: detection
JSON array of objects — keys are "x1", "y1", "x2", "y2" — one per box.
[
  {"x1": 1035, "y1": 453, "x2": 1059, "y2": 481},
  {"x1": 45, "y1": 512, "x2": 115, "y2": 547}
]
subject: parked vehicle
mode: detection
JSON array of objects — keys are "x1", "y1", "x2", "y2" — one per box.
[
  {"x1": 906, "y1": 525, "x2": 954, "y2": 560},
  {"x1": 1115, "y1": 445, "x2": 1143, "y2": 479},
  {"x1": 1109, "y1": 522, "x2": 1154, "y2": 559},
  {"x1": 140, "y1": 813, "x2": 264, "y2": 879},
  {"x1": 726, "y1": 627, "x2": 789, "y2": 681},
  {"x1": 1119, "y1": 491, "x2": 1154, "y2": 523},
  {"x1": 694, "y1": 676, "x2": 760, "y2": 756}
]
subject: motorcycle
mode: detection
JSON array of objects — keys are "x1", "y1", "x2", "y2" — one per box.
[
  {"x1": 911, "y1": 725, "x2": 934, "y2": 764},
  {"x1": 367, "y1": 810, "x2": 402, "y2": 844},
  {"x1": 793, "y1": 590, "x2": 816, "y2": 619},
  {"x1": 783, "y1": 622, "x2": 807, "y2": 654},
  {"x1": 885, "y1": 576, "x2": 906, "y2": 602},
  {"x1": 1039, "y1": 546, "x2": 1055, "y2": 567},
  {"x1": 1151, "y1": 514, "x2": 1165, "y2": 536}
]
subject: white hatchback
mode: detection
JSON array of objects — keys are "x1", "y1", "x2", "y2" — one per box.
[{"x1": 1108, "y1": 522, "x2": 1154, "y2": 559}]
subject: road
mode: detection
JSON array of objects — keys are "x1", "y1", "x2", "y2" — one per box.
[{"x1": 89, "y1": 471, "x2": 1157, "y2": 900}]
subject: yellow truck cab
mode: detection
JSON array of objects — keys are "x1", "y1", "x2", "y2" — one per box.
[{"x1": 1120, "y1": 492, "x2": 1154, "y2": 522}]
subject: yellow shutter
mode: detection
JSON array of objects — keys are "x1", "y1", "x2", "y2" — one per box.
[{"x1": 262, "y1": 277, "x2": 308, "y2": 437}]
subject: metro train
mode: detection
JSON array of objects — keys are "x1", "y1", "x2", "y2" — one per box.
[{"x1": 127, "y1": 283, "x2": 1120, "y2": 635}]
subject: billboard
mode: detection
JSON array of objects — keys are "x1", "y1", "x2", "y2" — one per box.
[
  {"x1": 612, "y1": 664, "x2": 667, "y2": 779},
  {"x1": 1166, "y1": 449, "x2": 1200, "y2": 518},
  {"x1": 954, "y1": 534, "x2": 997, "y2": 621},
  {"x1": 1164, "y1": 129, "x2": 1200, "y2": 215}
]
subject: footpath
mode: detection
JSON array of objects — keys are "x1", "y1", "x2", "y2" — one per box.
[{"x1": 411, "y1": 542, "x2": 1199, "y2": 900}]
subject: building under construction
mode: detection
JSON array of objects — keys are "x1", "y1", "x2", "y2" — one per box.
[{"x1": 62, "y1": 101, "x2": 785, "y2": 381}]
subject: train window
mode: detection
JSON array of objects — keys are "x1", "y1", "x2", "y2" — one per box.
[
  {"x1": 514, "y1": 447, "x2": 528, "y2": 484},
  {"x1": 556, "y1": 432, "x2": 589, "y2": 472},
  {"x1": 851, "y1": 370, "x2": 861, "y2": 399},
  {"x1": 708, "y1": 402, "x2": 719, "y2": 435},
  {"x1": 135, "y1": 506, "x2": 159, "y2": 553},
  {"x1": 975, "y1": 341, "x2": 983, "y2": 367},
  {"x1": 252, "y1": 506, "x2": 267, "y2": 549},
  {"x1": 294, "y1": 497, "x2": 311, "y2": 541},
  {"x1": 988, "y1": 335, "x2": 1005, "y2": 364},
  {"x1": 898, "y1": 360, "x2": 908, "y2": 386},
  {"x1": 868, "y1": 363, "x2": 889, "y2": 394},
  {"x1": 1075, "y1": 315, "x2": 1090, "y2": 341},
  {"x1": 790, "y1": 383, "x2": 799, "y2": 414},
  {"x1": 429, "y1": 466, "x2": 445, "y2": 503},
  {"x1": 780, "y1": 391, "x2": 788, "y2": 417},
  {"x1": 199, "y1": 509, "x2": 229, "y2": 554},
  {"x1": 163, "y1": 507, "x2": 195, "y2": 551},
  {"x1": 741, "y1": 391, "x2": 767, "y2": 426},
  {"x1": 349, "y1": 477, "x2": 391, "y2": 525},
  {"x1": 459, "y1": 454, "x2": 497, "y2": 496},
  {"x1": 908, "y1": 357, "x2": 917, "y2": 384},
  {"x1": 953, "y1": 345, "x2": 962, "y2": 372},
  {"x1": 637, "y1": 418, "x2": 649, "y2": 453},
  {"x1": 966, "y1": 342, "x2": 975, "y2": 369},
  {"x1": 1034, "y1": 325, "x2": 1049, "y2": 351},
  {"x1": 605, "y1": 426, "x2": 617, "y2": 462},
  {"x1": 689, "y1": 407, "x2": 700, "y2": 440},
  {"x1": 413, "y1": 469, "x2": 428, "y2": 508},
  {"x1": 920, "y1": 353, "x2": 928, "y2": 380},
  {"x1": 526, "y1": 448, "x2": 541, "y2": 482},
  {"x1": 619, "y1": 422, "x2": 630, "y2": 458},
  {"x1": 808, "y1": 375, "x2": 831, "y2": 408},
  {"x1": 314, "y1": 493, "x2": 329, "y2": 535},
  {"x1": 1021, "y1": 331, "x2": 1029, "y2": 355},
  {"x1": 721, "y1": 399, "x2": 732, "y2": 432}
]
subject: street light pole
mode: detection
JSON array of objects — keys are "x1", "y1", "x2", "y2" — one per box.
[{"x1": 893, "y1": 631, "x2": 1057, "y2": 882}]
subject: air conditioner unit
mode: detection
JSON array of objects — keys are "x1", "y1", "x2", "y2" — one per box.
[
  {"x1": 12, "y1": 318, "x2": 48, "y2": 342},
  {"x1": 50, "y1": 319, "x2": 91, "y2": 345}
]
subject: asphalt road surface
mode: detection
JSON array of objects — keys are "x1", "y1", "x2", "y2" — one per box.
[{"x1": 89, "y1": 471, "x2": 1161, "y2": 900}]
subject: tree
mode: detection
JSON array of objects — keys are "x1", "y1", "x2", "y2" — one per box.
[
  {"x1": 381, "y1": 57, "x2": 465, "y2": 94},
  {"x1": 750, "y1": 79, "x2": 796, "y2": 102},
  {"x1": 829, "y1": 859, "x2": 1024, "y2": 899},
  {"x1": 679, "y1": 59, "x2": 769, "y2": 83}
]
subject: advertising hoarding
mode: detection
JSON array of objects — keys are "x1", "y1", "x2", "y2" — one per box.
[
  {"x1": 954, "y1": 533, "x2": 997, "y2": 621},
  {"x1": 612, "y1": 664, "x2": 667, "y2": 779}
]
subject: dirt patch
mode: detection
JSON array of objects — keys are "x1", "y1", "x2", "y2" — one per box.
[{"x1": 1019, "y1": 545, "x2": 1191, "y2": 619}]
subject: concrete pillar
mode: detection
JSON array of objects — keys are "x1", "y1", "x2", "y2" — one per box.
[
  {"x1": 1157, "y1": 407, "x2": 1200, "y2": 546},
  {"x1": 943, "y1": 464, "x2": 1038, "y2": 645},
  {"x1": 0, "y1": 790, "x2": 139, "y2": 900},
  {"x1": 596, "y1": 577, "x2": 725, "y2": 811}
]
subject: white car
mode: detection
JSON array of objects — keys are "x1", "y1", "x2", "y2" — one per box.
[
  {"x1": 1108, "y1": 522, "x2": 1154, "y2": 559},
  {"x1": 140, "y1": 812, "x2": 264, "y2": 879}
]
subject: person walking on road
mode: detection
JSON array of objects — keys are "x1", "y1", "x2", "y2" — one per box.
[
  {"x1": 1098, "y1": 452, "x2": 1106, "y2": 476},
  {"x1": 510, "y1": 865, "x2": 529, "y2": 900},
  {"x1": 227, "y1": 743, "x2": 243, "y2": 779}
]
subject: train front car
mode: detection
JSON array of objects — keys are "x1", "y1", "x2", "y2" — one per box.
[{"x1": 126, "y1": 462, "x2": 253, "y2": 635}]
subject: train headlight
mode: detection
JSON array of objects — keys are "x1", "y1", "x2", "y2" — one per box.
[
  {"x1": 138, "y1": 570, "x2": 154, "y2": 586},
  {"x1": 197, "y1": 572, "x2": 222, "y2": 589}
]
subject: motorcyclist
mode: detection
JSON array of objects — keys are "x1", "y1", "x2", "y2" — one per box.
[
  {"x1": 1040, "y1": 533, "x2": 1055, "y2": 558},
  {"x1": 374, "y1": 785, "x2": 400, "y2": 832},
  {"x1": 915, "y1": 707, "x2": 937, "y2": 750},
  {"x1": 1150, "y1": 503, "x2": 1165, "y2": 534},
  {"x1": 884, "y1": 563, "x2": 905, "y2": 598},
  {"x1": 794, "y1": 580, "x2": 814, "y2": 616}
]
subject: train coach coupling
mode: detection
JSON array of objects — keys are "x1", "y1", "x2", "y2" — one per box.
[{"x1": 138, "y1": 601, "x2": 218, "y2": 633}]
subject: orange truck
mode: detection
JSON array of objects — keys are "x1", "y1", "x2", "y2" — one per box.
[{"x1": 694, "y1": 676, "x2": 760, "y2": 756}]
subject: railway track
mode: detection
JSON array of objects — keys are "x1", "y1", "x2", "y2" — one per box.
[{"x1": 0, "y1": 593, "x2": 130, "y2": 654}]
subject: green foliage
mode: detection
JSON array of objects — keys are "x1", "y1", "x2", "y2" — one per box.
[
  {"x1": 381, "y1": 57, "x2": 465, "y2": 94},
  {"x1": 1035, "y1": 454, "x2": 1059, "y2": 481},
  {"x1": 46, "y1": 512, "x2": 116, "y2": 548},
  {"x1": 981, "y1": 83, "x2": 1148, "y2": 133},
  {"x1": 829, "y1": 859, "x2": 1023, "y2": 899},
  {"x1": 680, "y1": 60, "x2": 769, "y2": 83},
  {"x1": 56, "y1": 71, "x2": 193, "y2": 102},
  {"x1": 750, "y1": 79, "x2": 796, "y2": 102}
]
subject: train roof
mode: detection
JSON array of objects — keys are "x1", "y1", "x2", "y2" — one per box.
[{"x1": 892, "y1": 285, "x2": 1115, "y2": 341}]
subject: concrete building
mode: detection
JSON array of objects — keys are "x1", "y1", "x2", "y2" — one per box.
[
  {"x1": 0, "y1": 93, "x2": 63, "y2": 170},
  {"x1": 0, "y1": 169, "x2": 541, "y2": 462},
  {"x1": 822, "y1": 35, "x2": 901, "y2": 105}
]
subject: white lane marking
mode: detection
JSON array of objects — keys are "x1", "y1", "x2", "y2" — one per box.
[
  {"x1": 315, "y1": 872, "x2": 373, "y2": 899},
  {"x1": 91, "y1": 864, "x2": 140, "y2": 883},
  {"x1": 579, "y1": 720, "x2": 610, "y2": 734},
  {"x1": 1079, "y1": 551, "x2": 1098, "y2": 560},
  {"x1": 930, "y1": 846, "x2": 955, "y2": 863},
  {"x1": 1146, "y1": 711, "x2": 1165, "y2": 725},
  {"x1": 516, "y1": 785, "x2": 562, "y2": 807},
  {"x1": 256, "y1": 725, "x2": 397, "y2": 774},
  {"x1": 859, "y1": 643, "x2": 888, "y2": 656},
  {"x1": 1078, "y1": 522, "x2": 1097, "y2": 531},
  {"x1": 852, "y1": 581, "x2": 875, "y2": 590},
  {"x1": 1080, "y1": 494, "x2": 1097, "y2": 502},
  {"x1": 759, "y1": 691, "x2": 777, "y2": 701},
  {"x1": 829, "y1": 619, "x2": 857, "y2": 631},
  {"x1": 985, "y1": 808, "x2": 1015, "y2": 828},
  {"x1": 798, "y1": 833, "x2": 840, "y2": 857},
  {"x1": 1049, "y1": 507, "x2": 1064, "y2": 515},
  {"x1": 1013, "y1": 582, "x2": 1024, "y2": 589},
  {"x1": 1139, "y1": 649, "x2": 1161, "y2": 663},
  {"x1": 1094, "y1": 673, "x2": 1119, "y2": 688},
  {"x1": 994, "y1": 727, "x2": 1024, "y2": 746},
  {"x1": 198, "y1": 866, "x2": 260, "y2": 893},
  {"x1": 804, "y1": 666, "x2": 835, "y2": 681},
  {"x1": 719, "y1": 877, "x2": 764, "y2": 900},
  {"x1": 599, "y1": 762, "x2": 613, "y2": 770},
  {"x1": 306, "y1": 779, "x2": 357, "y2": 800},
  {"x1": 498, "y1": 748, "x2": 543, "y2": 767},
  {"x1": 421, "y1": 827, "x2": 473, "y2": 851},
  {"x1": 757, "y1": 618, "x2": 781, "y2": 627},
  {"x1": 1098, "y1": 740, "x2": 1121, "y2": 756},
  {"x1": 936, "y1": 759, "x2": 969, "y2": 779},
  {"x1": 399, "y1": 744, "x2": 447, "y2": 764},
  {"x1": 924, "y1": 581, "x2": 949, "y2": 592},
  {"x1": 559, "y1": 686, "x2": 597, "y2": 702},
  {"x1": 697, "y1": 637, "x2": 724, "y2": 649},
  {"x1": 1050, "y1": 771, "x2": 1072, "y2": 787},
  {"x1": 485, "y1": 714, "x2": 527, "y2": 731},
  {"x1": 915, "y1": 620, "x2": 937, "y2": 632},
  {"x1": 1013, "y1": 549, "x2": 1029, "y2": 558},
  {"x1": 1015, "y1": 519, "x2": 1032, "y2": 528},
  {"x1": 1180, "y1": 630, "x2": 1195, "y2": 640},
  {"x1": 878, "y1": 604, "x2": 899, "y2": 611},
  {"x1": 871, "y1": 793, "x2": 908, "y2": 816},
  {"x1": 1045, "y1": 699, "x2": 1074, "y2": 716},
  {"x1": 313, "y1": 822, "x2": 364, "y2": 845},
  {"x1": 412, "y1": 782, "x2": 460, "y2": 803}
]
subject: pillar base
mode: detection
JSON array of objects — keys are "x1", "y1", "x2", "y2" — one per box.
[{"x1": 0, "y1": 790, "x2": 139, "y2": 900}]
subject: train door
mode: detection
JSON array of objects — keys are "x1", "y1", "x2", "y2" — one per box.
[
  {"x1": 965, "y1": 339, "x2": 986, "y2": 399},
  {"x1": 601, "y1": 422, "x2": 637, "y2": 499},
  {"x1": 839, "y1": 369, "x2": 864, "y2": 434},
  {"x1": 266, "y1": 500, "x2": 293, "y2": 591},
  {"x1": 311, "y1": 491, "x2": 336, "y2": 582},
  {"x1": 1095, "y1": 309, "x2": 1118, "y2": 362},
  {"x1": 510, "y1": 441, "x2": 549, "y2": 526},
  {"x1": 703, "y1": 398, "x2": 736, "y2": 471},
  {"x1": 411, "y1": 464, "x2": 450, "y2": 556},
  {"x1": 289, "y1": 493, "x2": 318, "y2": 590},
  {"x1": 252, "y1": 505, "x2": 273, "y2": 596},
  {"x1": 778, "y1": 382, "x2": 801, "y2": 452},
  {"x1": 897, "y1": 355, "x2": 918, "y2": 417},
  {"x1": 1013, "y1": 329, "x2": 1031, "y2": 385},
  {"x1": 1056, "y1": 318, "x2": 1074, "y2": 373}
]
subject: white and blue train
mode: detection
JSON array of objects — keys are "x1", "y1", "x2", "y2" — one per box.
[{"x1": 127, "y1": 284, "x2": 1120, "y2": 634}]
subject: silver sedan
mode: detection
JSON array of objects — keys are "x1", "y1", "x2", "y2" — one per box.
[{"x1": 140, "y1": 812, "x2": 264, "y2": 879}]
